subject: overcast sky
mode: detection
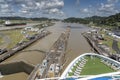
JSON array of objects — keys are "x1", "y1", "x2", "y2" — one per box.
[{"x1": 0, "y1": 0, "x2": 120, "y2": 18}]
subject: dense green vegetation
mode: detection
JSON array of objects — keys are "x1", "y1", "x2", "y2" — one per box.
[
  {"x1": 81, "y1": 57, "x2": 115, "y2": 75},
  {"x1": 0, "y1": 17, "x2": 59, "y2": 21},
  {"x1": 1, "y1": 13, "x2": 120, "y2": 28},
  {"x1": 0, "y1": 20, "x2": 5, "y2": 24},
  {"x1": 101, "y1": 13, "x2": 120, "y2": 26},
  {"x1": 63, "y1": 17, "x2": 89, "y2": 24},
  {"x1": 64, "y1": 13, "x2": 120, "y2": 29}
]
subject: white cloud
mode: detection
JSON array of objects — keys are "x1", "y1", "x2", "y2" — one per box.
[
  {"x1": 79, "y1": 0, "x2": 120, "y2": 17},
  {"x1": 0, "y1": 0, "x2": 64, "y2": 18},
  {"x1": 98, "y1": 3, "x2": 114, "y2": 12},
  {"x1": 83, "y1": 8, "x2": 89, "y2": 13},
  {"x1": 35, "y1": 0, "x2": 65, "y2": 17},
  {"x1": 107, "y1": 0, "x2": 118, "y2": 3},
  {"x1": 0, "y1": 3, "x2": 14, "y2": 14},
  {"x1": 1, "y1": 4, "x2": 9, "y2": 9},
  {"x1": 36, "y1": 0, "x2": 64, "y2": 10},
  {"x1": 49, "y1": 8, "x2": 64, "y2": 15},
  {"x1": 0, "y1": 0, "x2": 4, "y2": 3},
  {"x1": 97, "y1": 0, "x2": 120, "y2": 16}
]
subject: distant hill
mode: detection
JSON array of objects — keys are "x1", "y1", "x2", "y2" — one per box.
[
  {"x1": 85, "y1": 16, "x2": 105, "y2": 21},
  {"x1": 84, "y1": 16, "x2": 105, "y2": 24},
  {"x1": 0, "y1": 16, "x2": 58, "y2": 21},
  {"x1": 1, "y1": 13, "x2": 120, "y2": 27},
  {"x1": 64, "y1": 13, "x2": 120, "y2": 27},
  {"x1": 0, "y1": 17, "x2": 28, "y2": 20},
  {"x1": 63, "y1": 17, "x2": 89, "y2": 24},
  {"x1": 101, "y1": 13, "x2": 120, "y2": 26}
]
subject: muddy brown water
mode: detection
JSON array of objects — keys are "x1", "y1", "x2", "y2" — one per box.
[{"x1": 1, "y1": 22, "x2": 92, "y2": 79}]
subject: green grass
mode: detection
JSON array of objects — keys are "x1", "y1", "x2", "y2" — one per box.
[
  {"x1": 68, "y1": 72, "x2": 74, "y2": 76},
  {"x1": 0, "y1": 29, "x2": 40, "y2": 49},
  {"x1": 102, "y1": 35, "x2": 113, "y2": 47},
  {"x1": 99, "y1": 30, "x2": 113, "y2": 47},
  {"x1": 1, "y1": 29, "x2": 26, "y2": 49},
  {"x1": 0, "y1": 37, "x2": 3, "y2": 44},
  {"x1": 26, "y1": 31, "x2": 38, "y2": 35},
  {"x1": 1, "y1": 29, "x2": 40, "y2": 49},
  {"x1": 99, "y1": 30, "x2": 116, "y2": 54},
  {"x1": 80, "y1": 57, "x2": 115, "y2": 75},
  {"x1": 71, "y1": 61, "x2": 82, "y2": 72},
  {"x1": 71, "y1": 65, "x2": 77, "y2": 72},
  {"x1": 3, "y1": 29, "x2": 24, "y2": 49}
]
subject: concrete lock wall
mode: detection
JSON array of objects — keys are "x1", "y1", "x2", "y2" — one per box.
[
  {"x1": 22, "y1": 61, "x2": 35, "y2": 74},
  {"x1": 0, "y1": 61, "x2": 34, "y2": 75}
]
